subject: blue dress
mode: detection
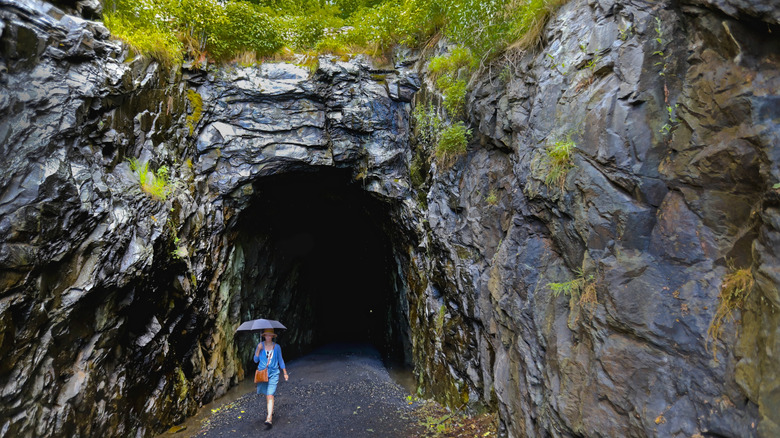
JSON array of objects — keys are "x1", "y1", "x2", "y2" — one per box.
[{"x1": 254, "y1": 342, "x2": 286, "y2": 396}]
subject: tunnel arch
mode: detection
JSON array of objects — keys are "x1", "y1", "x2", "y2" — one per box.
[{"x1": 227, "y1": 167, "x2": 413, "y2": 371}]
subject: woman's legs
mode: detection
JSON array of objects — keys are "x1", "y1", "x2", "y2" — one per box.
[{"x1": 266, "y1": 395, "x2": 274, "y2": 423}]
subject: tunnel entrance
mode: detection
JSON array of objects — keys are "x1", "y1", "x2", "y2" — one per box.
[{"x1": 233, "y1": 167, "x2": 410, "y2": 371}]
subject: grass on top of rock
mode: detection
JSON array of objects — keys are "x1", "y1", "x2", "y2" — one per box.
[{"x1": 102, "y1": 0, "x2": 567, "y2": 65}]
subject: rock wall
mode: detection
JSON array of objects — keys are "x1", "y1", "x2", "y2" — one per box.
[{"x1": 410, "y1": 0, "x2": 779, "y2": 436}]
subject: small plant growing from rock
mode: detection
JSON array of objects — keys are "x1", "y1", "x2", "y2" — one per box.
[
  {"x1": 653, "y1": 17, "x2": 668, "y2": 77},
  {"x1": 548, "y1": 268, "x2": 598, "y2": 329},
  {"x1": 618, "y1": 23, "x2": 632, "y2": 41},
  {"x1": 543, "y1": 136, "x2": 576, "y2": 190},
  {"x1": 707, "y1": 263, "x2": 755, "y2": 361},
  {"x1": 659, "y1": 103, "x2": 680, "y2": 135},
  {"x1": 486, "y1": 189, "x2": 498, "y2": 206},
  {"x1": 128, "y1": 158, "x2": 173, "y2": 201}
]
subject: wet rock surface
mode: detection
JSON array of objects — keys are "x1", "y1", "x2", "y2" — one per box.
[{"x1": 413, "y1": 0, "x2": 780, "y2": 437}]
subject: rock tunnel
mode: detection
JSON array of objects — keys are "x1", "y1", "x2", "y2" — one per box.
[
  {"x1": 229, "y1": 168, "x2": 411, "y2": 370},
  {"x1": 3, "y1": 1, "x2": 780, "y2": 436}
]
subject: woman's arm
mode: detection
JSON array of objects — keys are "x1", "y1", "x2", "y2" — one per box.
[
  {"x1": 253, "y1": 343, "x2": 262, "y2": 364},
  {"x1": 276, "y1": 344, "x2": 286, "y2": 370},
  {"x1": 277, "y1": 345, "x2": 288, "y2": 381}
]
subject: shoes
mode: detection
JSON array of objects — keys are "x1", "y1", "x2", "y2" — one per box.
[{"x1": 264, "y1": 419, "x2": 272, "y2": 428}]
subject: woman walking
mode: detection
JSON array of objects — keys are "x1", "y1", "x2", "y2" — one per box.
[{"x1": 254, "y1": 328, "x2": 289, "y2": 427}]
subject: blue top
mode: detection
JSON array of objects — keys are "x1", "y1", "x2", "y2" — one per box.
[{"x1": 254, "y1": 342, "x2": 286, "y2": 371}]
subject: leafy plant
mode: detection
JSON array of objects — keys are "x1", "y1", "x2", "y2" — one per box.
[
  {"x1": 707, "y1": 264, "x2": 755, "y2": 361},
  {"x1": 653, "y1": 16, "x2": 668, "y2": 77},
  {"x1": 436, "y1": 122, "x2": 471, "y2": 167},
  {"x1": 442, "y1": 78, "x2": 468, "y2": 118},
  {"x1": 546, "y1": 53, "x2": 566, "y2": 74},
  {"x1": 659, "y1": 104, "x2": 680, "y2": 135},
  {"x1": 103, "y1": 0, "x2": 567, "y2": 65},
  {"x1": 102, "y1": 11, "x2": 182, "y2": 66}
]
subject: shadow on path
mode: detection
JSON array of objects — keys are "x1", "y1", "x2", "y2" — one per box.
[{"x1": 173, "y1": 343, "x2": 421, "y2": 438}]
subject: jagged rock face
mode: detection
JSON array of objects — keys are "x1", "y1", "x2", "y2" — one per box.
[
  {"x1": 0, "y1": 1, "x2": 417, "y2": 436},
  {"x1": 1, "y1": 0, "x2": 779, "y2": 437},
  {"x1": 413, "y1": 0, "x2": 779, "y2": 436}
]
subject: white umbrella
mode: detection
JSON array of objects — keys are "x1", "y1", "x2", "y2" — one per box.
[{"x1": 235, "y1": 318, "x2": 287, "y2": 333}]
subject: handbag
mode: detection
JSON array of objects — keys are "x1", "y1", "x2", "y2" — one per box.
[
  {"x1": 254, "y1": 347, "x2": 273, "y2": 383},
  {"x1": 255, "y1": 367, "x2": 268, "y2": 383}
]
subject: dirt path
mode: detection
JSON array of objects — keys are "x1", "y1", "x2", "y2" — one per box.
[{"x1": 178, "y1": 344, "x2": 422, "y2": 438}]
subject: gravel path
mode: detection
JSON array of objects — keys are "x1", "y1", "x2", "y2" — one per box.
[{"x1": 186, "y1": 344, "x2": 422, "y2": 438}]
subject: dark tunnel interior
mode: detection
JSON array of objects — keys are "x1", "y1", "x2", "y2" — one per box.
[{"x1": 233, "y1": 167, "x2": 410, "y2": 371}]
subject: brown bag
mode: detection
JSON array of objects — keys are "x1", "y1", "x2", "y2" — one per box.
[{"x1": 254, "y1": 345, "x2": 273, "y2": 383}]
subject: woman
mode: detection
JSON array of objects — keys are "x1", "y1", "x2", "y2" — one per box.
[{"x1": 254, "y1": 328, "x2": 289, "y2": 426}]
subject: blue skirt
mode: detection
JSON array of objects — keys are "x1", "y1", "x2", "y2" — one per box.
[{"x1": 256, "y1": 366, "x2": 280, "y2": 396}]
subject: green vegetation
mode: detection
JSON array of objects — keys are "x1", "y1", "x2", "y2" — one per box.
[
  {"x1": 548, "y1": 268, "x2": 597, "y2": 329},
  {"x1": 486, "y1": 189, "x2": 498, "y2": 205},
  {"x1": 543, "y1": 136, "x2": 576, "y2": 190},
  {"x1": 186, "y1": 89, "x2": 203, "y2": 136},
  {"x1": 102, "y1": 0, "x2": 567, "y2": 65},
  {"x1": 128, "y1": 158, "x2": 173, "y2": 200},
  {"x1": 659, "y1": 103, "x2": 680, "y2": 135},
  {"x1": 412, "y1": 103, "x2": 443, "y2": 148},
  {"x1": 653, "y1": 16, "x2": 668, "y2": 77},
  {"x1": 707, "y1": 264, "x2": 755, "y2": 361},
  {"x1": 618, "y1": 23, "x2": 632, "y2": 41},
  {"x1": 436, "y1": 122, "x2": 471, "y2": 167}
]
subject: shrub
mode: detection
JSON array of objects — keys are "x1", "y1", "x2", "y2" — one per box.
[
  {"x1": 442, "y1": 78, "x2": 467, "y2": 118},
  {"x1": 277, "y1": 6, "x2": 344, "y2": 50},
  {"x1": 436, "y1": 122, "x2": 471, "y2": 166},
  {"x1": 707, "y1": 265, "x2": 755, "y2": 361},
  {"x1": 103, "y1": 0, "x2": 566, "y2": 65},
  {"x1": 427, "y1": 46, "x2": 475, "y2": 118},
  {"x1": 207, "y1": 2, "x2": 283, "y2": 59}
]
